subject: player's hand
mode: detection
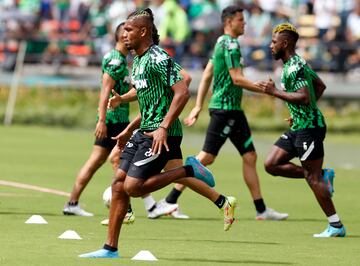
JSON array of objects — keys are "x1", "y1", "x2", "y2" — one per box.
[
  {"x1": 184, "y1": 106, "x2": 201, "y2": 126},
  {"x1": 108, "y1": 89, "x2": 122, "y2": 110},
  {"x1": 262, "y1": 78, "x2": 276, "y2": 95},
  {"x1": 95, "y1": 121, "x2": 107, "y2": 139},
  {"x1": 144, "y1": 127, "x2": 169, "y2": 155},
  {"x1": 112, "y1": 129, "x2": 132, "y2": 150}
]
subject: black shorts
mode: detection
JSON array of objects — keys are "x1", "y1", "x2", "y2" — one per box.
[
  {"x1": 119, "y1": 131, "x2": 183, "y2": 179},
  {"x1": 94, "y1": 122, "x2": 129, "y2": 150},
  {"x1": 275, "y1": 127, "x2": 326, "y2": 161},
  {"x1": 202, "y1": 109, "x2": 255, "y2": 156}
]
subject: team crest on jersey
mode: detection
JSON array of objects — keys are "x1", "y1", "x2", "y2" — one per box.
[
  {"x1": 287, "y1": 65, "x2": 298, "y2": 75},
  {"x1": 134, "y1": 65, "x2": 145, "y2": 75},
  {"x1": 228, "y1": 42, "x2": 238, "y2": 50},
  {"x1": 150, "y1": 49, "x2": 168, "y2": 63}
]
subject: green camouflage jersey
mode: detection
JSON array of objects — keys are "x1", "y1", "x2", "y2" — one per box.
[
  {"x1": 209, "y1": 34, "x2": 244, "y2": 111},
  {"x1": 132, "y1": 45, "x2": 183, "y2": 136},
  {"x1": 100, "y1": 49, "x2": 130, "y2": 124},
  {"x1": 281, "y1": 54, "x2": 326, "y2": 131}
]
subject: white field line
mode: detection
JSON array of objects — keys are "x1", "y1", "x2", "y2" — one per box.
[{"x1": 0, "y1": 180, "x2": 70, "y2": 197}]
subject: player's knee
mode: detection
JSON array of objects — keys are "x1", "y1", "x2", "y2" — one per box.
[
  {"x1": 243, "y1": 151, "x2": 257, "y2": 165},
  {"x1": 264, "y1": 159, "x2": 277, "y2": 176},
  {"x1": 124, "y1": 184, "x2": 142, "y2": 197}
]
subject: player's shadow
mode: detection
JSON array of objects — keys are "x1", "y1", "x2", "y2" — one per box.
[
  {"x1": 160, "y1": 257, "x2": 293, "y2": 265},
  {"x1": 129, "y1": 237, "x2": 279, "y2": 246},
  {"x1": 0, "y1": 211, "x2": 65, "y2": 217}
]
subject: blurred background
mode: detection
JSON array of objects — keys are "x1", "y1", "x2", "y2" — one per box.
[{"x1": 0, "y1": 0, "x2": 359, "y2": 132}]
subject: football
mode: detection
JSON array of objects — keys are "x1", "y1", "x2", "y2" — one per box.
[{"x1": 102, "y1": 186, "x2": 112, "y2": 208}]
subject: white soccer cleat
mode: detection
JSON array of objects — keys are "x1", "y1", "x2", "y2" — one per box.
[
  {"x1": 171, "y1": 208, "x2": 190, "y2": 219},
  {"x1": 255, "y1": 208, "x2": 288, "y2": 221},
  {"x1": 147, "y1": 199, "x2": 178, "y2": 219},
  {"x1": 63, "y1": 203, "x2": 93, "y2": 217}
]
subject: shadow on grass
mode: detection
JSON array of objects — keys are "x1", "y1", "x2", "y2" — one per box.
[
  {"x1": 160, "y1": 257, "x2": 293, "y2": 265},
  {"x1": 126, "y1": 237, "x2": 279, "y2": 245},
  {"x1": 0, "y1": 211, "x2": 65, "y2": 217}
]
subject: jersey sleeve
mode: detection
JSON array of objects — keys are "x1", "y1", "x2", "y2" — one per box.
[
  {"x1": 293, "y1": 67, "x2": 310, "y2": 91},
  {"x1": 102, "y1": 55, "x2": 127, "y2": 81},
  {"x1": 223, "y1": 40, "x2": 242, "y2": 69},
  {"x1": 153, "y1": 57, "x2": 183, "y2": 87}
]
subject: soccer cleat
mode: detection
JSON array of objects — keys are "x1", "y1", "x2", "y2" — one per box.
[
  {"x1": 185, "y1": 156, "x2": 215, "y2": 187},
  {"x1": 313, "y1": 225, "x2": 346, "y2": 238},
  {"x1": 79, "y1": 248, "x2": 119, "y2": 258},
  {"x1": 323, "y1": 168, "x2": 335, "y2": 196},
  {"x1": 63, "y1": 203, "x2": 93, "y2": 217},
  {"x1": 148, "y1": 199, "x2": 178, "y2": 219},
  {"x1": 171, "y1": 208, "x2": 190, "y2": 219},
  {"x1": 223, "y1": 196, "x2": 237, "y2": 231},
  {"x1": 101, "y1": 211, "x2": 135, "y2": 226},
  {"x1": 124, "y1": 210, "x2": 135, "y2": 224},
  {"x1": 256, "y1": 208, "x2": 289, "y2": 221}
]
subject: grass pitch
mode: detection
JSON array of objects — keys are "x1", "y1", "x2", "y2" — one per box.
[{"x1": 0, "y1": 125, "x2": 359, "y2": 265}]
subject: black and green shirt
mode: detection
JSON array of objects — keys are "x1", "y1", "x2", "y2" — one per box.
[
  {"x1": 131, "y1": 45, "x2": 183, "y2": 136},
  {"x1": 100, "y1": 49, "x2": 130, "y2": 124},
  {"x1": 209, "y1": 34, "x2": 243, "y2": 111},
  {"x1": 281, "y1": 54, "x2": 325, "y2": 131}
]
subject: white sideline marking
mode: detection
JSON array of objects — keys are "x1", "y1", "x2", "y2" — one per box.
[{"x1": 0, "y1": 180, "x2": 70, "y2": 197}]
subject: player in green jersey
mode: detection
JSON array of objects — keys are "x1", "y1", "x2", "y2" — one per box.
[
  {"x1": 185, "y1": 5, "x2": 288, "y2": 221},
  {"x1": 63, "y1": 22, "x2": 132, "y2": 217},
  {"x1": 79, "y1": 8, "x2": 237, "y2": 259},
  {"x1": 259, "y1": 22, "x2": 345, "y2": 237}
]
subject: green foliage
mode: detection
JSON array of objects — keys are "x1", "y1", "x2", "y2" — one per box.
[{"x1": 1, "y1": 87, "x2": 360, "y2": 132}]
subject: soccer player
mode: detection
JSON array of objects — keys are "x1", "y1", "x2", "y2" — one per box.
[
  {"x1": 79, "y1": 8, "x2": 237, "y2": 258},
  {"x1": 259, "y1": 22, "x2": 346, "y2": 237},
  {"x1": 63, "y1": 22, "x2": 188, "y2": 222},
  {"x1": 62, "y1": 22, "x2": 133, "y2": 218},
  {"x1": 184, "y1": 5, "x2": 288, "y2": 221}
]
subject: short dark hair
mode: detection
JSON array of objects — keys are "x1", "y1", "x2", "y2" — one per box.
[
  {"x1": 221, "y1": 5, "x2": 244, "y2": 23},
  {"x1": 114, "y1": 22, "x2": 125, "y2": 43}
]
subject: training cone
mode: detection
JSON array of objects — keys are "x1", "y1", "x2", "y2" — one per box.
[
  {"x1": 25, "y1": 215, "x2": 48, "y2": 224},
  {"x1": 58, "y1": 230, "x2": 82, "y2": 240},
  {"x1": 131, "y1": 250, "x2": 158, "y2": 261}
]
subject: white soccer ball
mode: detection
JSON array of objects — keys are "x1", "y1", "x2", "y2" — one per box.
[{"x1": 102, "y1": 186, "x2": 112, "y2": 208}]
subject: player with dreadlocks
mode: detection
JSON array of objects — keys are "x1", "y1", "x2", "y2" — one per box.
[
  {"x1": 259, "y1": 22, "x2": 346, "y2": 237},
  {"x1": 79, "y1": 8, "x2": 237, "y2": 258}
]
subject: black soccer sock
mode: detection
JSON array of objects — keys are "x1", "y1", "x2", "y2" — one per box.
[
  {"x1": 184, "y1": 165, "x2": 194, "y2": 177},
  {"x1": 103, "y1": 244, "x2": 118, "y2": 252},
  {"x1": 330, "y1": 221, "x2": 343, "y2": 228},
  {"x1": 254, "y1": 198, "x2": 266, "y2": 214},
  {"x1": 127, "y1": 204, "x2": 133, "y2": 213},
  {"x1": 214, "y1": 195, "x2": 226, "y2": 209},
  {"x1": 165, "y1": 188, "x2": 182, "y2": 204},
  {"x1": 68, "y1": 201, "x2": 78, "y2": 206}
]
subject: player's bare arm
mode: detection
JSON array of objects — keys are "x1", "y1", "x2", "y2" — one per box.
[
  {"x1": 228, "y1": 67, "x2": 264, "y2": 93},
  {"x1": 184, "y1": 61, "x2": 213, "y2": 126},
  {"x1": 313, "y1": 76, "x2": 326, "y2": 100},
  {"x1": 260, "y1": 78, "x2": 310, "y2": 105},
  {"x1": 95, "y1": 73, "x2": 116, "y2": 139},
  {"x1": 108, "y1": 87, "x2": 137, "y2": 110},
  {"x1": 112, "y1": 113, "x2": 141, "y2": 150}
]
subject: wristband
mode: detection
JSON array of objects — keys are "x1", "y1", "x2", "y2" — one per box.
[{"x1": 159, "y1": 125, "x2": 168, "y2": 131}]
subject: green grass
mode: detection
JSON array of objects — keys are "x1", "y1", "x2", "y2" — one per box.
[{"x1": 0, "y1": 125, "x2": 359, "y2": 266}]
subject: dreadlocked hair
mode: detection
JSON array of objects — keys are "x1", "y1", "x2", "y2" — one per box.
[
  {"x1": 127, "y1": 8, "x2": 159, "y2": 45},
  {"x1": 273, "y1": 22, "x2": 299, "y2": 42}
]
